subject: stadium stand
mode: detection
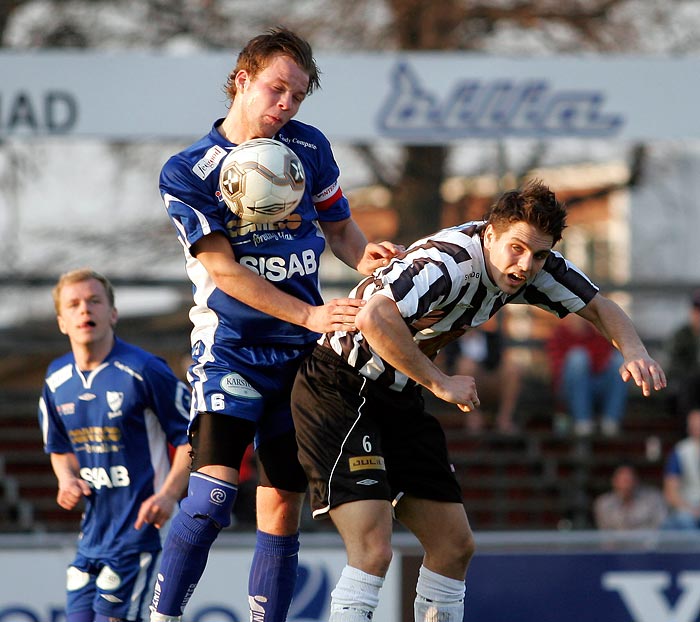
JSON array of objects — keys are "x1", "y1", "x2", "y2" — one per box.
[{"x1": 0, "y1": 300, "x2": 680, "y2": 533}]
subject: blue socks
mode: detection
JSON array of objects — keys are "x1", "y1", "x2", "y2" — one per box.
[
  {"x1": 248, "y1": 530, "x2": 300, "y2": 622},
  {"x1": 150, "y1": 474, "x2": 237, "y2": 617}
]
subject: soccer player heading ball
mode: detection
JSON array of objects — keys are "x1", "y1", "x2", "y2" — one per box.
[{"x1": 150, "y1": 27, "x2": 401, "y2": 622}]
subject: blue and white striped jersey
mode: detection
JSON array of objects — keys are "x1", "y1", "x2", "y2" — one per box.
[
  {"x1": 38, "y1": 338, "x2": 190, "y2": 558},
  {"x1": 320, "y1": 222, "x2": 599, "y2": 391},
  {"x1": 161, "y1": 118, "x2": 351, "y2": 349}
]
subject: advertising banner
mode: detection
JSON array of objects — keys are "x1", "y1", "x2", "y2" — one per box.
[
  {"x1": 0, "y1": 543, "x2": 399, "y2": 622},
  {"x1": 1, "y1": 52, "x2": 697, "y2": 142}
]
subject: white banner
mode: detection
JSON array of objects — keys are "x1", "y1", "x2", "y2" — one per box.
[{"x1": 1, "y1": 51, "x2": 697, "y2": 142}]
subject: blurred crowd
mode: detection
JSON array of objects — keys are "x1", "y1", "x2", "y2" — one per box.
[{"x1": 434, "y1": 289, "x2": 700, "y2": 532}]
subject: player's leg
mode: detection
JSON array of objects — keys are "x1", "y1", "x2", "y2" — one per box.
[
  {"x1": 150, "y1": 413, "x2": 255, "y2": 621},
  {"x1": 396, "y1": 498, "x2": 474, "y2": 622},
  {"x1": 326, "y1": 500, "x2": 393, "y2": 622},
  {"x1": 249, "y1": 429, "x2": 307, "y2": 622},
  {"x1": 65, "y1": 554, "x2": 98, "y2": 622},
  {"x1": 382, "y1": 401, "x2": 472, "y2": 622},
  {"x1": 291, "y1": 346, "x2": 397, "y2": 622},
  {"x1": 91, "y1": 551, "x2": 159, "y2": 622}
]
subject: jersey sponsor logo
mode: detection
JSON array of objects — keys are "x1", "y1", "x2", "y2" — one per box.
[
  {"x1": 70, "y1": 426, "x2": 123, "y2": 454},
  {"x1": 227, "y1": 212, "x2": 303, "y2": 239},
  {"x1": 349, "y1": 456, "x2": 386, "y2": 472},
  {"x1": 378, "y1": 62, "x2": 624, "y2": 140},
  {"x1": 239, "y1": 249, "x2": 319, "y2": 282},
  {"x1": 57, "y1": 402, "x2": 75, "y2": 415},
  {"x1": 192, "y1": 145, "x2": 227, "y2": 180},
  {"x1": 80, "y1": 465, "x2": 130, "y2": 489},
  {"x1": 277, "y1": 134, "x2": 318, "y2": 150},
  {"x1": 79, "y1": 392, "x2": 97, "y2": 401},
  {"x1": 220, "y1": 373, "x2": 262, "y2": 399}
]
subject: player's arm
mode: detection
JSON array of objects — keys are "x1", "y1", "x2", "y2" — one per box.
[
  {"x1": 356, "y1": 295, "x2": 480, "y2": 411},
  {"x1": 576, "y1": 293, "x2": 666, "y2": 396},
  {"x1": 321, "y1": 218, "x2": 403, "y2": 275},
  {"x1": 193, "y1": 231, "x2": 364, "y2": 332},
  {"x1": 135, "y1": 442, "x2": 192, "y2": 530},
  {"x1": 50, "y1": 452, "x2": 91, "y2": 511}
]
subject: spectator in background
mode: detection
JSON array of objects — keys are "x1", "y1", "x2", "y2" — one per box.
[
  {"x1": 593, "y1": 463, "x2": 666, "y2": 530},
  {"x1": 546, "y1": 312, "x2": 628, "y2": 437},
  {"x1": 663, "y1": 408, "x2": 700, "y2": 530},
  {"x1": 441, "y1": 319, "x2": 522, "y2": 434},
  {"x1": 667, "y1": 290, "x2": 700, "y2": 424}
]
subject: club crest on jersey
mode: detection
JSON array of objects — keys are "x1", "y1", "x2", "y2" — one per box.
[
  {"x1": 106, "y1": 391, "x2": 124, "y2": 415},
  {"x1": 220, "y1": 373, "x2": 262, "y2": 399}
]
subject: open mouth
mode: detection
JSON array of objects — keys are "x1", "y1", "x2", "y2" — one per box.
[{"x1": 507, "y1": 273, "x2": 526, "y2": 285}]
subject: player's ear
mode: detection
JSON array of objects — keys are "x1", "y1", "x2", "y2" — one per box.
[
  {"x1": 483, "y1": 224, "x2": 495, "y2": 249},
  {"x1": 235, "y1": 70, "x2": 249, "y2": 93},
  {"x1": 57, "y1": 315, "x2": 68, "y2": 335},
  {"x1": 110, "y1": 307, "x2": 118, "y2": 328}
]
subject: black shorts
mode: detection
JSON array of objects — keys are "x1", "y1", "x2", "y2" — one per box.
[{"x1": 291, "y1": 345, "x2": 463, "y2": 519}]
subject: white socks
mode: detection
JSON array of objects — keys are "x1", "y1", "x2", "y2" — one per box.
[
  {"x1": 329, "y1": 565, "x2": 384, "y2": 621},
  {"x1": 414, "y1": 565, "x2": 466, "y2": 622},
  {"x1": 327, "y1": 563, "x2": 466, "y2": 622}
]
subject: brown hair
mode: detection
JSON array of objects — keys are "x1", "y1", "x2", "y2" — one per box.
[
  {"x1": 224, "y1": 27, "x2": 320, "y2": 102},
  {"x1": 52, "y1": 268, "x2": 115, "y2": 314},
  {"x1": 485, "y1": 179, "x2": 567, "y2": 244}
]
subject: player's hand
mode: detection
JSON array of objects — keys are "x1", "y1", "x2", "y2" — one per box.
[
  {"x1": 135, "y1": 492, "x2": 178, "y2": 530},
  {"x1": 56, "y1": 477, "x2": 91, "y2": 511},
  {"x1": 619, "y1": 355, "x2": 667, "y2": 397},
  {"x1": 356, "y1": 241, "x2": 405, "y2": 276},
  {"x1": 306, "y1": 298, "x2": 366, "y2": 333},
  {"x1": 431, "y1": 374, "x2": 481, "y2": 412}
]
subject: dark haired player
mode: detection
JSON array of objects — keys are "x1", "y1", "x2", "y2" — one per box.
[{"x1": 291, "y1": 179, "x2": 667, "y2": 622}]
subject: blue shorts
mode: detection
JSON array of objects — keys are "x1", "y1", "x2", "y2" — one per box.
[
  {"x1": 66, "y1": 550, "x2": 158, "y2": 621},
  {"x1": 188, "y1": 340, "x2": 314, "y2": 447}
]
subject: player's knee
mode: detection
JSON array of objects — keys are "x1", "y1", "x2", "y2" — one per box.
[
  {"x1": 446, "y1": 528, "x2": 476, "y2": 572},
  {"x1": 179, "y1": 472, "x2": 238, "y2": 530},
  {"x1": 360, "y1": 540, "x2": 393, "y2": 577}
]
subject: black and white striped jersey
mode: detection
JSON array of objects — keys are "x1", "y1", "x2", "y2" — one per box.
[{"x1": 319, "y1": 221, "x2": 599, "y2": 392}]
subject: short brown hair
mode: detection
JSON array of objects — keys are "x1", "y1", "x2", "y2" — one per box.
[
  {"x1": 224, "y1": 27, "x2": 321, "y2": 102},
  {"x1": 52, "y1": 268, "x2": 115, "y2": 315},
  {"x1": 486, "y1": 179, "x2": 567, "y2": 245}
]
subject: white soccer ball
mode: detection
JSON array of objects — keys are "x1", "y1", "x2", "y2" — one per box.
[{"x1": 219, "y1": 138, "x2": 306, "y2": 223}]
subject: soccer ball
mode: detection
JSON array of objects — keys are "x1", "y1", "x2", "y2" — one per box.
[{"x1": 219, "y1": 138, "x2": 306, "y2": 223}]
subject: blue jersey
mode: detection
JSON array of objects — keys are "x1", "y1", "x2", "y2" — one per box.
[
  {"x1": 161, "y1": 118, "x2": 351, "y2": 349},
  {"x1": 38, "y1": 338, "x2": 190, "y2": 558}
]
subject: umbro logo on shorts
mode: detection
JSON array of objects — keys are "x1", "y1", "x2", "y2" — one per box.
[{"x1": 356, "y1": 479, "x2": 379, "y2": 486}]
